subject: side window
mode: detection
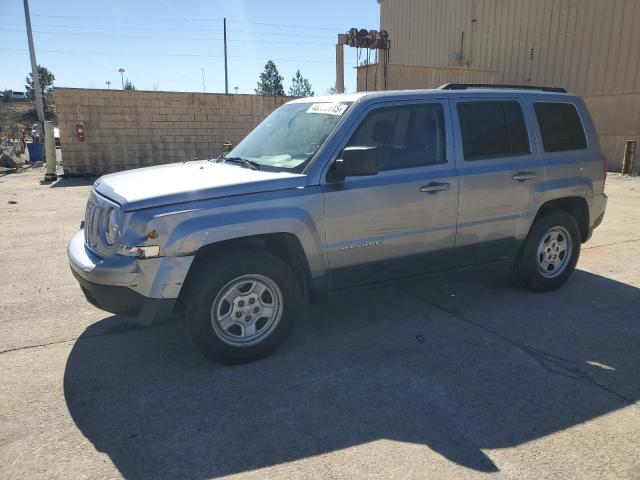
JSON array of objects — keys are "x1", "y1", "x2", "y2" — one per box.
[
  {"x1": 346, "y1": 103, "x2": 446, "y2": 171},
  {"x1": 534, "y1": 102, "x2": 587, "y2": 152},
  {"x1": 457, "y1": 101, "x2": 530, "y2": 161}
]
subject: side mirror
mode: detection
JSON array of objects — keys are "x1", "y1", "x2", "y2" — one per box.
[{"x1": 330, "y1": 146, "x2": 378, "y2": 181}]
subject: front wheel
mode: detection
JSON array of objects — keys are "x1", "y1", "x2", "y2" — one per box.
[
  {"x1": 183, "y1": 250, "x2": 302, "y2": 364},
  {"x1": 512, "y1": 211, "x2": 581, "y2": 292}
]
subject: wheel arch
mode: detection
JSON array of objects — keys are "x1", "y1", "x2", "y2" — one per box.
[
  {"x1": 176, "y1": 233, "x2": 311, "y2": 314},
  {"x1": 533, "y1": 197, "x2": 589, "y2": 242}
]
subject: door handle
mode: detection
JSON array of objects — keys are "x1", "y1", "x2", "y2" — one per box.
[
  {"x1": 512, "y1": 172, "x2": 537, "y2": 182},
  {"x1": 420, "y1": 182, "x2": 450, "y2": 194}
]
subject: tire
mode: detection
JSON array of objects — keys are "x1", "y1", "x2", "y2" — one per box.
[
  {"x1": 512, "y1": 211, "x2": 581, "y2": 292},
  {"x1": 183, "y1": 249, "x2": 302, "y2": 364}
]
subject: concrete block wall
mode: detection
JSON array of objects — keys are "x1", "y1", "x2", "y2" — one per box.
[{"x1": 54, "y1": 88, "x2": 292, "y2": 176}]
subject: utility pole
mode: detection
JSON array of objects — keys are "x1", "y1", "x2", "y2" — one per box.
[
  {"x1": 223, "y1": 18, "x2": 229, "y2": 94},
  {"x1": 43, "y1": 120, "x2": 57, "y2": 181},
  {"x1": 201, "y1": 67, "x2": 206, "y2": 93},
  {"x1": 335, "y1": 34, "x2": 346, "y2": 94},
  {"x1": 22, "y1": 0, "x2": 44, "y2": 126}
]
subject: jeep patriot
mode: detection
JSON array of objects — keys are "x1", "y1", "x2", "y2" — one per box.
[{"x1": 68, "y1": 84, "x2": 607, "y2": 363}]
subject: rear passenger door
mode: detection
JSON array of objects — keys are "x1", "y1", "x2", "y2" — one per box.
[{"x1": 451, "y1": 98, "x2": 543, "y2": 259}]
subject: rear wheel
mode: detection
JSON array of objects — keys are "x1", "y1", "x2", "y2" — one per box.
[
  {"x1": 183, "y1": 250, "x2": 302, "y2": 364},
  {"x1": 513, "y1": 211, "x2": 581, "y2": 291}
]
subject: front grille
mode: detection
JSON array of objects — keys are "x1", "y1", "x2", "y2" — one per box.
[
  {"x1": 84, "y1": 192, "x2": 103, "y2": 252},
  {"x1": 83, "y1": 189, "x2": 120, "y2": 256}
]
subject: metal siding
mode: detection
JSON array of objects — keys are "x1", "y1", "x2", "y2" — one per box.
[
  {"x1": 356, "y1": 64, "x2": 498, "y2": 92},
  {"x1": 617, "y1": 0, "x2": 635, "y2": 92},
  {"x1": 379, "y1": 0, "x2": 640, "y2": 95}
]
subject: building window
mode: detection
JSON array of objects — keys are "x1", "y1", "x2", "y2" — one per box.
[
  {"x1": 534, "y1": 102, "x2": 587, "y2": 152},
  {"x1": 346, "y1": 103, "x2": 446, "y2": 170},
  {"x1": 457, "y1": 101, "x2": 530, "y2": 161}
]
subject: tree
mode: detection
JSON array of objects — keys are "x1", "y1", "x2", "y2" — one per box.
[
  {"x1": 124, "y1": 79, "x2": 136, "y2": 91},
  {"x1": 25, "y1": 65, "x2": 55, "y2": 106},
  {"x1": 288, "y1": 70, "x2": 314, "y2": 97},
  {"x1": 255, "y1": 60, "x2": 284, "y2": 96}
]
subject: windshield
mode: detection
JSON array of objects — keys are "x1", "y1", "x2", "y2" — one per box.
[{"x1": 224, "y1": 102, "x2": 350, "y2": 172}]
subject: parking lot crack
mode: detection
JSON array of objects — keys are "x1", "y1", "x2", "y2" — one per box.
[
  {"x1": 0, "y1": 321, "x2": 166, "y2": 356},
  {"x1": 582, "y1": 237, "x2": 640, "y2": 250},
  {"x1": 412, "y1": 293, "x2": 638, "y2": 407},
  {"x1": 0, "y1": 337, "x2": 78, "y2": 355}
]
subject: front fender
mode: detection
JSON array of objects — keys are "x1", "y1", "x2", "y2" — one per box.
[{"x1": 143, "y1": 187, "x2": 327, "y2": 278}]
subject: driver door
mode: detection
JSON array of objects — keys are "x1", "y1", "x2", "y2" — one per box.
[{"x1": 321, "y1": 100, "x2": 459, "y2": 289}]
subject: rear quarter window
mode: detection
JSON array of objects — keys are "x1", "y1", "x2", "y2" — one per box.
[{"x1": 534, "y1": 102, "x2": 587, "y2": 152}]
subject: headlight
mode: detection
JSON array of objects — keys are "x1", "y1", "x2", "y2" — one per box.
[{"x1": 105, "y1": 208, "x2": 119, "y2": 246}]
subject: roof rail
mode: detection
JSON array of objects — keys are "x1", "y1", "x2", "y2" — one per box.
[{"x1": 439, "y1": 83, "x2": 568, "y2": 93}]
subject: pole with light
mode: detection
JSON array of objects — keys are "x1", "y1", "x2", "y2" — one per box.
[
  {"x1": 223, "y1": 18, "x2": 228, "y2": 94},
  {"x1": 118, "y1": 68, "x2": 125, "y2": 90}
]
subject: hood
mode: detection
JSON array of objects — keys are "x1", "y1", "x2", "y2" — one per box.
[{"x1": 94, "y1": 160, "x2": 307, "y2": 211}]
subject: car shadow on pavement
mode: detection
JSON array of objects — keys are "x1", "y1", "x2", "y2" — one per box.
[{"x1": 64, "y1": 266, "x2": 640, "y2": 479}]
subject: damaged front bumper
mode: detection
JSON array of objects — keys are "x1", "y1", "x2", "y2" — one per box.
[{"x1": 68, "y1": 230, "x2": 194, "y2": 325}]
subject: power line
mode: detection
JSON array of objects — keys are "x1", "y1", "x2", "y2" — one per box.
[
  {"x1": 0, "y1": 23, "x2": 336, "y2": 39},
  {"x1": 0, "y1": 12, "x2": 346, "y2": 31},
  {"x1": 0, "y1": 47, "x2": 335, "y2": 64},
  {"x1": 226, "y1": 29, "x2": 333, "y2": 39},
  {"x1": 0, "y1": 12, "x2": 203, "y2": 22},
  {"x1": 220, "y1": 19, "x2": 343, "y2": 31},
  {"x1": 0, "y1": 22, "x2": 225, "y2": 33},
  {"x1": 1, "y1": 28, "x2": 334, "y2": 45}
]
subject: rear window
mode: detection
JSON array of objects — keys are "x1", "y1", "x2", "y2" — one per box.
[
  {"x1": 534, "y1": 102, "x2": 587, "y2": 152},
  {"x1": 457, "y1": 101, "x2": 530, "y2": 161}
]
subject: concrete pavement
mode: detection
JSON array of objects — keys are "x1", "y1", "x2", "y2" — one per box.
[{"x1": 1, "y1": 168, "x2": 639, "y2": 479}]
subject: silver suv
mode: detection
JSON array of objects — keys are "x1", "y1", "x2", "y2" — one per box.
[{"x1": 68, "y1": 84, "x2": 607, "y2": 363}]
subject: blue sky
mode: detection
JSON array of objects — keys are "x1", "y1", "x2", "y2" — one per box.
[{"x1": 1, "y1": 0, "x2": 379, "y2": 94}]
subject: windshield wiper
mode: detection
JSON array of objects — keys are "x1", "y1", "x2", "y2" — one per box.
[{"x1": 223, "y1": 156, "x2": 260, "y2": 170}]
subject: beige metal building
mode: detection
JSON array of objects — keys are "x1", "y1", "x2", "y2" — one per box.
[{"x1": 358, "y1": 0, "x2": 640, "y2": 170}]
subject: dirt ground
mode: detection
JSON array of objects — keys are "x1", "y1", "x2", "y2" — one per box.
[{"x1": 0, "y1": 167, "x2": 639, "y2": 479}]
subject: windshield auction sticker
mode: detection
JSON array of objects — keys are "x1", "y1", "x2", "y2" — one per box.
[{"x1": 306, "y1": 103, "x2": 349, "y2": 115}]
